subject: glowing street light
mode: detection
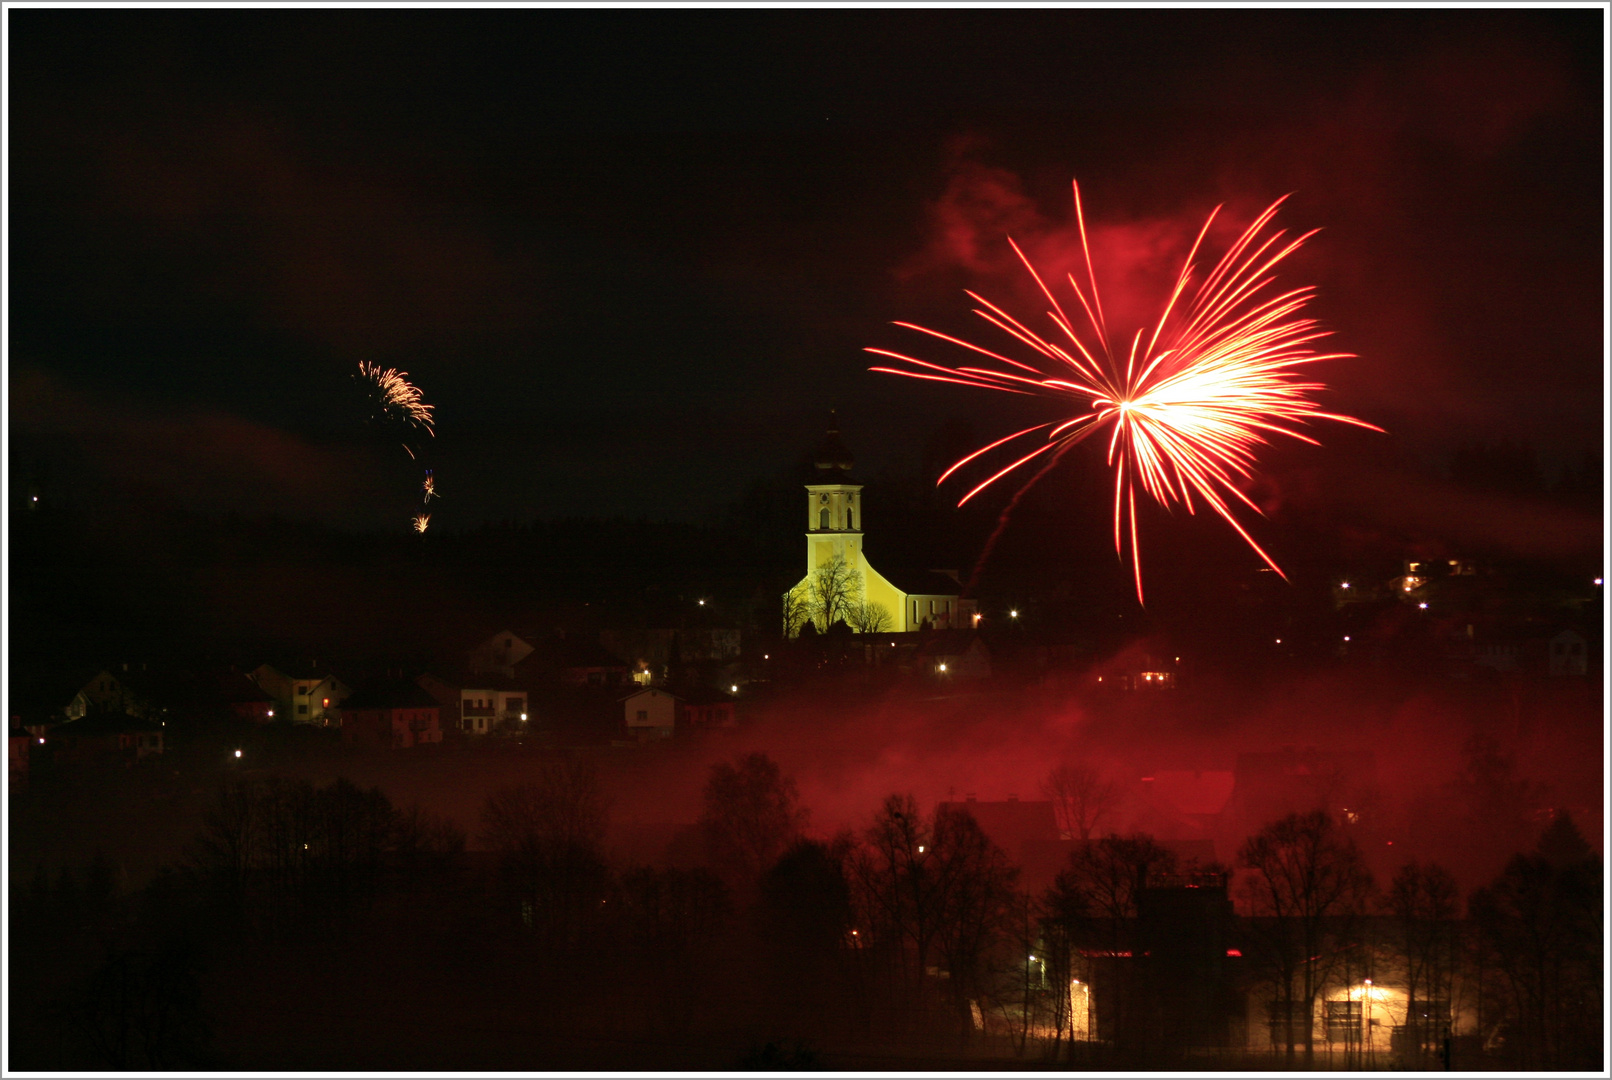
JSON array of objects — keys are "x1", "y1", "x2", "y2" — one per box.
[
  {"x1": 1418, "y1": 602, "x2": 1428, "y2": 610},
  {"x1": 729, "y1": 685, "x2": 738, "y2": 693},
  {"x1": 520, "y1": 712, "x2": 528, "y2": 722},
  {"x1": 233, "y1": 749, "x2": 243, "y2": 759},
  {"x1": 1009, "y1": 609, "x2": 1019, "y2": 619},
  {"x1": 938, "y1": 663, "x2": 947, "y2": 673}
]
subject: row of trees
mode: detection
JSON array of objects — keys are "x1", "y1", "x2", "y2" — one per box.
[
  {"x1": 471, "y1": 752, "x2": 1600, "y2": 1069},
  {"x1": 782, "y1": 555, "x2": 894, "y2": 636}
]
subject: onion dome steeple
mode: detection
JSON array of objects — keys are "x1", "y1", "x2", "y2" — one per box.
[{"x1": 813, "y1": 409, "x2": 855, "y2": 478}]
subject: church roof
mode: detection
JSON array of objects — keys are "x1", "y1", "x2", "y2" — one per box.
[
  {"x1": 884, "y1": 568, "x2": 965, "y2": 596},
  {"x1": 341, "y1": 679, "x2": 441, "y2": 711}
]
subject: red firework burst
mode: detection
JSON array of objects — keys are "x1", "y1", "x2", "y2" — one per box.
[{"x1": 869, "y1": 181, "x2": 1383, "y2": 604}]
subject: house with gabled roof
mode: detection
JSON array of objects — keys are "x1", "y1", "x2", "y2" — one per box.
[
  {"x1": 339, "y1": 679, "x2": 442, "y2": 749},
  {"x1": 621, "y1": 686, "x2": 680, "y2": 740},
  {"x1": 417, "y1": 670, "x2": 528, "y2": 735},
  {"x1": 468, "y1": 630, "x2": 538, "y2": 678},
  {"x1": 250, "y1": 663, "x2": 351, "y2": 725},
  {"x1": 65, "y1": 664, "x2": 166, "y2": 722}
]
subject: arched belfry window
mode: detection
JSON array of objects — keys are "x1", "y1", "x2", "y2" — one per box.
[
  {"x1": 846, "y1": 508, "x2": 855, "y2": 531},
  {"x1": 820, "y1": 508, "x2": 830, "y2": 530}
]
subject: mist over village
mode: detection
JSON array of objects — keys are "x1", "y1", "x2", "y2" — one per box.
[{"x1": 5, "y1": 6, "x2": 1605, "y2": 1074}]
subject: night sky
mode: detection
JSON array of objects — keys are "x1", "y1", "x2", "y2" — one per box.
[{"x1": 8, "y1": 9, "x2": 1604, "y2": 557}]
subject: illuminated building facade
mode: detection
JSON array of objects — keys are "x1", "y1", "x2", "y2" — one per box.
[{"x1": 787, "y1": 420, "x2": 974, "y2": 634}]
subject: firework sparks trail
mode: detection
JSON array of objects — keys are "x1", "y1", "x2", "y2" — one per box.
[
  {"x1": 354, "y1": 362, "x2": 440, "y2": 531},
  {"x1": 357, "y1": 361, "x2": 435, "y2": 458},
  {"x1": 869, "y1": 180, "x2": 1383, "y2": 604}
]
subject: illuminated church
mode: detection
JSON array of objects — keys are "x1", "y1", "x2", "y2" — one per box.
[{"x1": 787, "y1": 419, "x2": 973, "y2": 635}]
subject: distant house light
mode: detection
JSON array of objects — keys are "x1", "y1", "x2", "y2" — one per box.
[
  {"x1": 1418, "y1": 602, "x2": 1428, "y2": 610},
  {"x1": 266, "y1": 709, "x2": 274, "y2": 717},
  {"x1": 1340, "y1": 582, "x2": 1350, "y2": 589},
  {"x1": 233, "y1": 749, "x2": 243, "y2": 758},
  {"x1": 698, "y1": 599, "x2": 705, "y2": 606}
]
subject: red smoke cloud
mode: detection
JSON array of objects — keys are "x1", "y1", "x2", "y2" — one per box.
[{"x1": 901, "y1": 135, "x2": 1212, "y2": 342}]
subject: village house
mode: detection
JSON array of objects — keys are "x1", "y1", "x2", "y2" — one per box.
[
  {"x1": 212, "y1": 670, "x2": 276, "y2": 723},
  {"x1": 621, "y1": 686, "x2": 679, "y2": 740},
  {"x1": 251, "y1": 663, "x2": 351, "y2": 725},
  {"x1": 912, "y1": 629, "x2": 993, "y2": 681},
  {"x1": 339, "y1": 680, "x2": 443, "y2": 749},
  {"x1": 679, "y1": 685, "x2": 738, "y2": 730},
  {"x1": 10, "y1": 725, "x2": 33, "y2": 785},
  {"x1": 417, "y1": 670, "x2": 528, "y2": 735},
  {"x1": 467, "y1": 630, "x2": 537, "y2": 679},
  {"x1": 64, "y1": 664, "x2": 165, "y2": 722},
  {"x1": 49, "y1": 710, "x2": 165, "y2": 763}
]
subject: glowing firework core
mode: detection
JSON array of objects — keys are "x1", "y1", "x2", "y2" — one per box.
[{"x1": 870, "y1": 180, "x2": 1381, "y2": 603}]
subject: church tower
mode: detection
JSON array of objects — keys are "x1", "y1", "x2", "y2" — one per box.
[{"x1": 804, "y1": 418, "x2": 865, "y2": 578}]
